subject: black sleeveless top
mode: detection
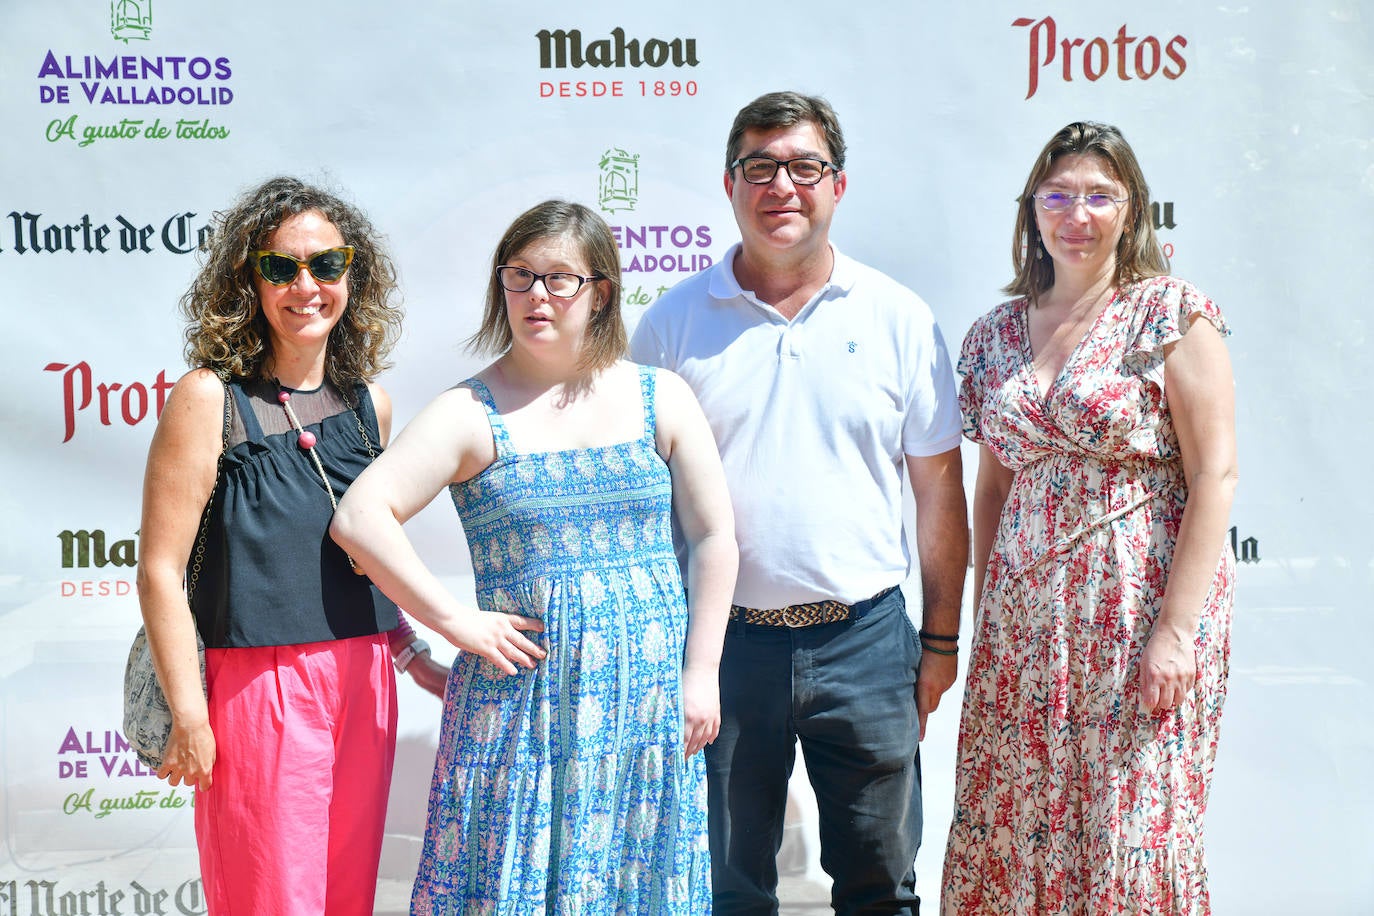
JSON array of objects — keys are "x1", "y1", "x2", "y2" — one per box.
[{"x1": 189, "y1": 377, "x2": 399, "y2": 648}]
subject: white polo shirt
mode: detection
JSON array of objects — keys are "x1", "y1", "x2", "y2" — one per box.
[{"x1": 629, "y1": 244, "x2": 962, "y2": 609}]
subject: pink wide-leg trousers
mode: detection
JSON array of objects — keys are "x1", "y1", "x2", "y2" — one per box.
[{"x1": 195, "y1": 632, "x2": 397, "y2": 915}]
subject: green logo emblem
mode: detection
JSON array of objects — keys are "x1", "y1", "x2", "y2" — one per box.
[
  {"x1": 111, "y1": 0, "x2": 153, "y2": 44},
  {"x1": 598, "y1": 148, "x2": 639, "y2": 214}
]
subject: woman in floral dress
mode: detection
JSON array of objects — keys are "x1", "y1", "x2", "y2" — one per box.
[
  {"x1": 941, "y1": 122, "x2": 1237, "y2": 914},
  {"x1": 332, "y1": 200, "x2": 736, "y2": 914}
]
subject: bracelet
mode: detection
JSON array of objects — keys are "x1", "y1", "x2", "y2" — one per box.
[
  {"x1": 920, "y1": 641, "x2": 958, "y2": 657},
  {"x1": 393, "y1": 639, "x2": 431, "y2": 674},
  {"x1": 388, "y1": 613, "x2": 418, "y2": 650},
  {"x1": 918, "y1": 629, "x2": 959, "y2": 642}
]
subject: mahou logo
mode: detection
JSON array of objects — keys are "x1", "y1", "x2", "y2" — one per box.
[
  {"x1": 59, "y1": 527, "x2": 139, "y2": 599},
  {"x1": 60, "y1": 528, "x2": 138, "y2": 569},
  {"x1": 1013, "y1": 16, "x2": 1187, "y2": 99},
  {"x1": 536, "y1": 28, "x2": 699, "y2": 69}
]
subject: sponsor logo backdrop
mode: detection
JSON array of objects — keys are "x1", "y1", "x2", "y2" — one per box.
[{"x1": 1, "y1": 1, "x2": 1369, "y2": 912}]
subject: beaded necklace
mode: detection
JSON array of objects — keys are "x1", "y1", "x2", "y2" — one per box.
[{"x1": 275, "y1": 380, "x2": 375, "y2": 575}]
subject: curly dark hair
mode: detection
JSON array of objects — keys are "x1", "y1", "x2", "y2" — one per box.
[{"x1": 180, "y1": 176, "x2": 403, "y2": 386}]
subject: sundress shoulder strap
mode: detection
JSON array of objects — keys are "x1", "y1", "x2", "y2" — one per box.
[
  {"x1": 637, "y1": 364, "x2": 658, "y2": 442},
  {"x1": 460, "y1": 378, "x2": 514, "y2": 459}
]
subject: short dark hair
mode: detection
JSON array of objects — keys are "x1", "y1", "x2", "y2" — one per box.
[
  {"x1": 181, "y1": 176, "x2": 402, "y2": 386},
  {"x1": 468, "y1": 200, "x2": 625, "y2": 371},
  {"x1": 725, "y1": 91, "x2": 846, "y2": 172},
  {"x1": 1007, "y1": 121, "x2": 1169, "y2": 301}
]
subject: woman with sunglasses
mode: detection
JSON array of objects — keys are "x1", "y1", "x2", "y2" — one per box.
[
  {"x1": 135, "y1": 176, "x2": 448, "y2": 914},
  {"x1": 332, "y1": 199, "x2": 736, "y2": 913},
  {"x1": 941, "y1": 122, "x2": 1237, "y2": 913}
]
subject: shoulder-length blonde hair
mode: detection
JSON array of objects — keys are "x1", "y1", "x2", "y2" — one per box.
[
  {"x1": 468, "y1": 200, "x2": 625, "y2": 371},
  {"x1": 180, "y1": 176, "x2": 403, "y2": 386},
  {"x1": 1006, "y1": 121, "x2": 1169, "y2": 303}
]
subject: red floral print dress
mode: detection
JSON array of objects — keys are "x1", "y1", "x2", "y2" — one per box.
[{"x1": 941, "y1": 276, "x2": 1235, "y2": 915}]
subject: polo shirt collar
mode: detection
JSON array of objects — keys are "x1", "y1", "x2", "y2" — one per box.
[{"x1": 707, "y1": 243, "x2": 858, "y2": 306}]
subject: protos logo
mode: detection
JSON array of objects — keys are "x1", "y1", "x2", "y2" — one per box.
[
  {"x1": 43, "y1": 361, "x2": 175, "y2": 442},
  {"x1": 1013, "y1": 16, "x2": 1187, "y2": 100}
]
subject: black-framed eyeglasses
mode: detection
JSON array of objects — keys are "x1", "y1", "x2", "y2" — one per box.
[
  {"x1": 1032, "y1": 192, "x2": 1127, "y2": 212},
  {"x1": 249, "y1": 247, "x2": 355, "y2": 286},
  {"x1": 729, "y1": 156, "x2": 838, "y2": 186},
  {"x1": 496, "y1": 266, "x2": 602, "y2": 298}
]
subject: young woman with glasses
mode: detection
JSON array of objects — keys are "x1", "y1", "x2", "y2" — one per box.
[{"x1": 332, "y1": 199, "x2": 736, "y2": 914}]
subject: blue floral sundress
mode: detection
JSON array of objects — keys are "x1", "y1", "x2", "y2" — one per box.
[{"x1": 411, "y1": 365, "x2": 711, "y2": 915}]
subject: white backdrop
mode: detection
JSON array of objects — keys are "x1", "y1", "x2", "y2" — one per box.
[{"x1": 2, "y1": 2, "x2": 1371, "y2": 913}]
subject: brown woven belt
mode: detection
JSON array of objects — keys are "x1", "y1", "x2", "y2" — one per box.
[{"x1": 728, "y1": 586, "x2": 900, "y2": 627}]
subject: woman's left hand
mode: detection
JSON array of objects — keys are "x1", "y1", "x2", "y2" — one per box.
[
  {"x1": 682, "y1": 665, "x2": 720, "y2": 759},
  {"x1": 1139, "y1": 624, "x2": 1197, "y2": 714}
]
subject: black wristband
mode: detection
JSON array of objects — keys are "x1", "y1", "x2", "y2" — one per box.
[
  {"x1": 920, "y1": 641, "x2": 958, "y2": 657},
  {"x1": 918, "y1": 629, "x2": 959, "y2": 643}
]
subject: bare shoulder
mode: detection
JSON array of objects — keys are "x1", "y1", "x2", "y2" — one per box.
[
  {"x1": 1165, "y1": 312, "x2": 1231, "y2": 377},
  {"x1": 644, "y1": 365, "x2": 709, "y2": 452},
  {"x1": 645, "y1": 364, "x2": 695, "y2": 404},
  {"x1": 171, "y1": 367, "x2": 226, "y2": 404},
  {"x1": 146, "y1": 369, "x2": 226, "y2": 474},
  {"x1": 365, "y1": 381, "x2": 392, "y2": 413},
  {"x1": 399, "y1": 382, "x2": 495, "y2": 447},
  {"x1": 160, "y1": 369, "x2": 227, "y2": 433},
  {"x1": 434, "y1": 380, "x2": 490, "y2": 416},
  {"x1": 365, "y1": 381, "x2": 393, "y2": 443}
]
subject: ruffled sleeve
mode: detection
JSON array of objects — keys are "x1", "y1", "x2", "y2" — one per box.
[
  {"x1": 1123, "y1": 276, "x2": 1229, "y2": 396},
  {"x1": 957, "y1": 313, "x2": 992, "y2": 445}
]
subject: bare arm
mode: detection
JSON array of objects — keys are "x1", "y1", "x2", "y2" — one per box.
[
  {"x1": 906, "y1": 446, "x2": 969, "y2": 741},
  {"x1": 331, "y1": 387, "x2": 545, "y2": 675},
  {"x1": 386, "y1": 613, "x2": 449, "y2": 699},
  {"x1": 1140, "y1": 316, "x2": 1237, "y2": 712},
  {"x1": 655, "y1": 370, "x2": 737, "y2": 758},
  {"x1": 134, "y1": 369, "x2": 224, "y2": 790},
  {"x1": 366, "y1": 383, "x2": 450, "y2": 694}
]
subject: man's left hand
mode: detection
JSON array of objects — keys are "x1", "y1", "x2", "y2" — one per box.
[{"x1": 916, "y1": 650, "x2": 959, "y2": 742}]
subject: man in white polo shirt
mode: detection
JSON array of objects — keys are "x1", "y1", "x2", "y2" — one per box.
[{"x1": 630, "y1": 91, "x2": 968, "y2": 915}]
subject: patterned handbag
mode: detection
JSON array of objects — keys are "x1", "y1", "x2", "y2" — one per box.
[{"x1": 122, "y1": 377, "x2": 229, "y2": 769}]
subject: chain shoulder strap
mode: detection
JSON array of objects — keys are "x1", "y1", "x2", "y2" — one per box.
[
  {"x1": 349, "y1": 382, "x2": 377, "y2": 460},
  {"x1": 186, "y1": 377, "x2": 231, "y2": 601}
]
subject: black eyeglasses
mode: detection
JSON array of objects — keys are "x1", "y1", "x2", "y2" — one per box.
[
  {"x1": 730, "y1": 156, "x2": 838, "y2": 186},
  {"x1": 249, "y1": 247, "x2": 355, "y2": 286},
  {"x1": 496, "y1": 266, "x2": 602, "y2": 298}
]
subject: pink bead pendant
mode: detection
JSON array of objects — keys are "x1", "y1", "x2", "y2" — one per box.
[{"x1": 297, "y1": 430, "x2": 317, "y2": 449}]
